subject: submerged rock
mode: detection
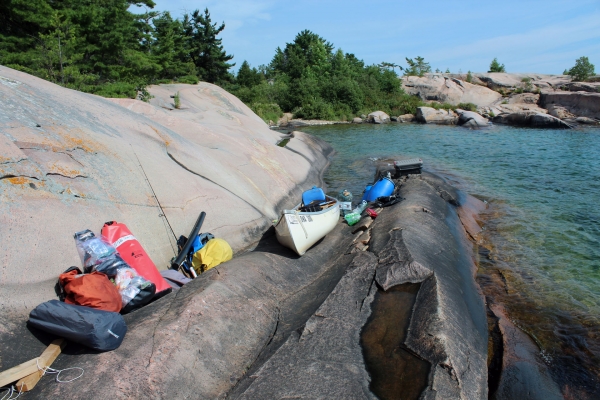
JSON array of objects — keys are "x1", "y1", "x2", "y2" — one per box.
[
  {"x1": 490, "y1": 304, "x2": 563, "y2": 400},
  {"x1": 415, "y1": 107, "x2": 458, "y2": 124}
]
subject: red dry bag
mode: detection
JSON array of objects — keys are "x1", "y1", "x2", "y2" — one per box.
[{"x1": 102, "y1": 221, "x2": 171, "y2": 296}]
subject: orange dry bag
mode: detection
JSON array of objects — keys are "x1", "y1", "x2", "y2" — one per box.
[{"x1": 102, "y1": 222, "x2": 171, "y2": 296}]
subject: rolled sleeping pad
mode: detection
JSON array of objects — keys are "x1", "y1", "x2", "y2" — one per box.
[
  {"x1": 102, "y1": 222, "x2": 172, "y2": 296},
  {"x1": 365, "y1": 177, "x2": 395, "y2": 202}
]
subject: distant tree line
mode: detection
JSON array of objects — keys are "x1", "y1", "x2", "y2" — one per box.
[
  {"x1": 0, "y1": 1, "x2": 233, "y2": 98},
  {"x1": 225, "y1": 30, "x2": 424, "y2": 121}
]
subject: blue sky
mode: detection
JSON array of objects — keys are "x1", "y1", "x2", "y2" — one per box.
[{"x1": 141, "y1": 0, "x2": 600, "y2": 75}]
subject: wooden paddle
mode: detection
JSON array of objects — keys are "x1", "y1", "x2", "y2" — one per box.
[{"x1": 0, "y1": 339, "x2": 66, "y2": 391}]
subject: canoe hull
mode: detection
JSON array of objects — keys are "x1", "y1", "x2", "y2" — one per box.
[{"x1": 274, "y1": 198, "x2": 340, "y2": 256}]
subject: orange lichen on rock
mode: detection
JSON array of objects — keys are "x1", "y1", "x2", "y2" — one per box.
[{"x1": 6, "y1": 177, "x2": 30, "y2": 185}]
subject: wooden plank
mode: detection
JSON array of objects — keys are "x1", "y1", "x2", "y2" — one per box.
[
  {"x1": 0, "y1": 359, "x2": 39, "y2": 388},
  {"x1": 15, "y1": 339, "x2": 66, "y2": 392}
]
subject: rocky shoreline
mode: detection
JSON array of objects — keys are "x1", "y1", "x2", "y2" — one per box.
[
  {"x1": 0, "y1": 66, "x2": 573, "y2": 399},
  {"x1": 274, "y1": 72, "x2": 599, "y2": 130}
]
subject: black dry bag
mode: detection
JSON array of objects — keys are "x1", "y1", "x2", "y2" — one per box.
[{"x1": 28, "y1": 300, "x2": 127, "y2": 351}]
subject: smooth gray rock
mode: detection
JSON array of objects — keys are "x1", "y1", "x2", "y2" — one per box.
[
  {"x1": 232, "y1": 172, "x2": 490, "y2": 400},
  {"x1": 493, "y1": 112, "x2": 572, "y2": 128},
  {"x1": 456, "y1": 109, "x2": 490, "y2": 127},
  {"x1": 507, "y1": 93, "x2": 540, "y2": 104},
  {"x1": 399, "y1": 113, "x2": 415, "y2": 122},
  {"x1": 33, "y1": 224, "x2": 357, "y2": 399},
  {"x1": 352, "y1": 117, "x2": 363, "y2": 124},
  {"x1": 547, "y1": 104, "x2": 576, "y2": 119},
  {"x1": 575, "y1": 116, "x2": 599, "y2": 125},
  {"x1": 402, "y1": 75, "x2": 501, "y2": 106},
  {"x1": 367, "y1": 111, "x2": 390, "y2": 124},
  {"x1": 415, "y1": 107, "x2": 458, "y2": 124},
  {"x1": 540, "y1": 91, "x2": 600, "y2": 120},
  {"x1": 563, "y1": 81, "x2": 600, "y2": 93},
  {"x1": 235, "y1": 252, "x2": 378, "y2": 399},
  {"x1": 367, "y1": 173, "x2": 489, "y2": 399}
]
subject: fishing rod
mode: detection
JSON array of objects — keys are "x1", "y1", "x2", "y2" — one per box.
[{"x1": 130, "y1": 145, "x2": 178, "y2": 247}]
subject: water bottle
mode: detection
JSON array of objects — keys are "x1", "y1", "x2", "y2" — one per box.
[
  {"x1": 344, "y1": 212, "x2": 361, "y2": 226},
  {"x1": 353, "y1": 200, "x2": 368, "y2": 215},
  {"x1": 344, "y1": 200, "x2": 368, "y2": 226}
]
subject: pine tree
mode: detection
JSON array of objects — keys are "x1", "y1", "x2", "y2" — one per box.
[
  {"x1": 236, "y1": 60, "x2": 263, "y2": 87},
  {"x1": 184, "y1": 8, "x2": 234, "y2": 83},
  {"x1": 488, "y1": 58, "x2": 506, "y2": 73},
  {"x1": 404, "y1": 57, "x2": 431, "y2": 77}
]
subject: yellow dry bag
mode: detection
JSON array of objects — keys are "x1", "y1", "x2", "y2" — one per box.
[{"x1": 192, "y1": 238, "x2": 233, "y2": 274}]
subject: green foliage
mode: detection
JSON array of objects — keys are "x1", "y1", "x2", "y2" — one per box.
[
  {"x1": 177, "y1": 75, "x2": 199, "y2": 84},
  {"x1": 237, "y1": 61, "x2": 264, "y2": 87},
  {"x1": 0, "y1": 2, "x2": 233, "y2": 96},
  {"x1": 521, "y1": 77, "x2": 534, "y2": 92},
  {"x1": 404, "y1": 56, "x2": 431, "y2": 77},
  {"x1": 445, "y1": 68, "x2": 450, "y2": 73},
  {"x1": 430, "y1": 102, "x2": 455, "y2": 111},
  {"x1": 489, "y1": 58, "x2": 506, "y2": 73},
  {"x1": 138, "y1": 87, "x2": 153, "y2": 102},
  {"x1": 466, "y1": 71, "x2": 473, "y2": 83},
  {"x1": 489, "y1": 110, "x2": 496, "y2": 118},
  {"x1": 514, "y1": 88, "x2": 524, "y2": 94},
  {"x1": 224, "y1": 30, "x2": 427, "y2": 121},
  {"x1": 173, "y1": 91, "x2": 181, "y2": 108},
  {"x1": 565, "y1": 56, "x2": 595, "y2": 82},
  {"x1": 184, "y1": 8, "x2": 235, "y2": 83},
  {"x1": 250, "y1": 103, "x2": 283, "y2": 123},
  {"x1": 457, "y1": 102, "x2": 477, "y2": 112}
]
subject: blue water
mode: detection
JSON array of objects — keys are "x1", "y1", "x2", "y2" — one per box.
[{"x1": 301, "y1": 122, "x2": 600, "y2": 394}]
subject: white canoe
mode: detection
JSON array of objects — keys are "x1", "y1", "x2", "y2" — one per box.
[{"x1": 274, "y1": 196, "x2": 340, "y2": 256}]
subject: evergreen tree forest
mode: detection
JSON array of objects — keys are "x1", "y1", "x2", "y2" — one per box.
[
  {"x1": 226, "y1": 30, "x2": 422, "y2": 121},
  {"x1": 1, "y1": 2, "x2": 425, "y2": 121},
  {"x1": 0, "y1": 1, "x2": 233, "y2": 97}
]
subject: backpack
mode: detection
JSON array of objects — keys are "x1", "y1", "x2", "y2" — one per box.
[{"x1": 58, "y1": 267, "x2": 122, "y2": 312}]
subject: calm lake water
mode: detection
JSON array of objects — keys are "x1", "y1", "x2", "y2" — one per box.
[{"x1": 302, "y1": 122, "x2": 600, "y2": 396}]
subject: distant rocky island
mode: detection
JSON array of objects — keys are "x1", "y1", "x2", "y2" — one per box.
[{"x1": 279, "y1": 72, "x2": 600, "y2": 130}]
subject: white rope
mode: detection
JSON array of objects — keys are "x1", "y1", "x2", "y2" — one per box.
[
  {"x1": 0, "y1": 356, "x2": 84, "y2": 399},
  {"x1": 36, "y1": 358, "x2": 84, "y2": 383},
  {"x1": 0, "y1": 384, "x2": 22, "y2": 400}
]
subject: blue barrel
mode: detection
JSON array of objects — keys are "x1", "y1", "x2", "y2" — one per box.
[
  {"x1": 361, "y1": 185, "x2": 373, "y2": 202},
  {"x1": 302, "y1": 186, "x2": 326, "y2": 205},
  {"x1": 365, "y1": 178, "x2": 395, "y2": 202}
]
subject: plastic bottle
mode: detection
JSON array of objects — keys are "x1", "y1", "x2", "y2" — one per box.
[
  {"x1": 344, "y1": 212, "x2": 361, "y2": 226},
  {"x1": 353, "y1": 200, "x2": 368, "y2": 215},
  {"x1": 344, "y1": 200, "x2": 368, "y2": 226}
]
